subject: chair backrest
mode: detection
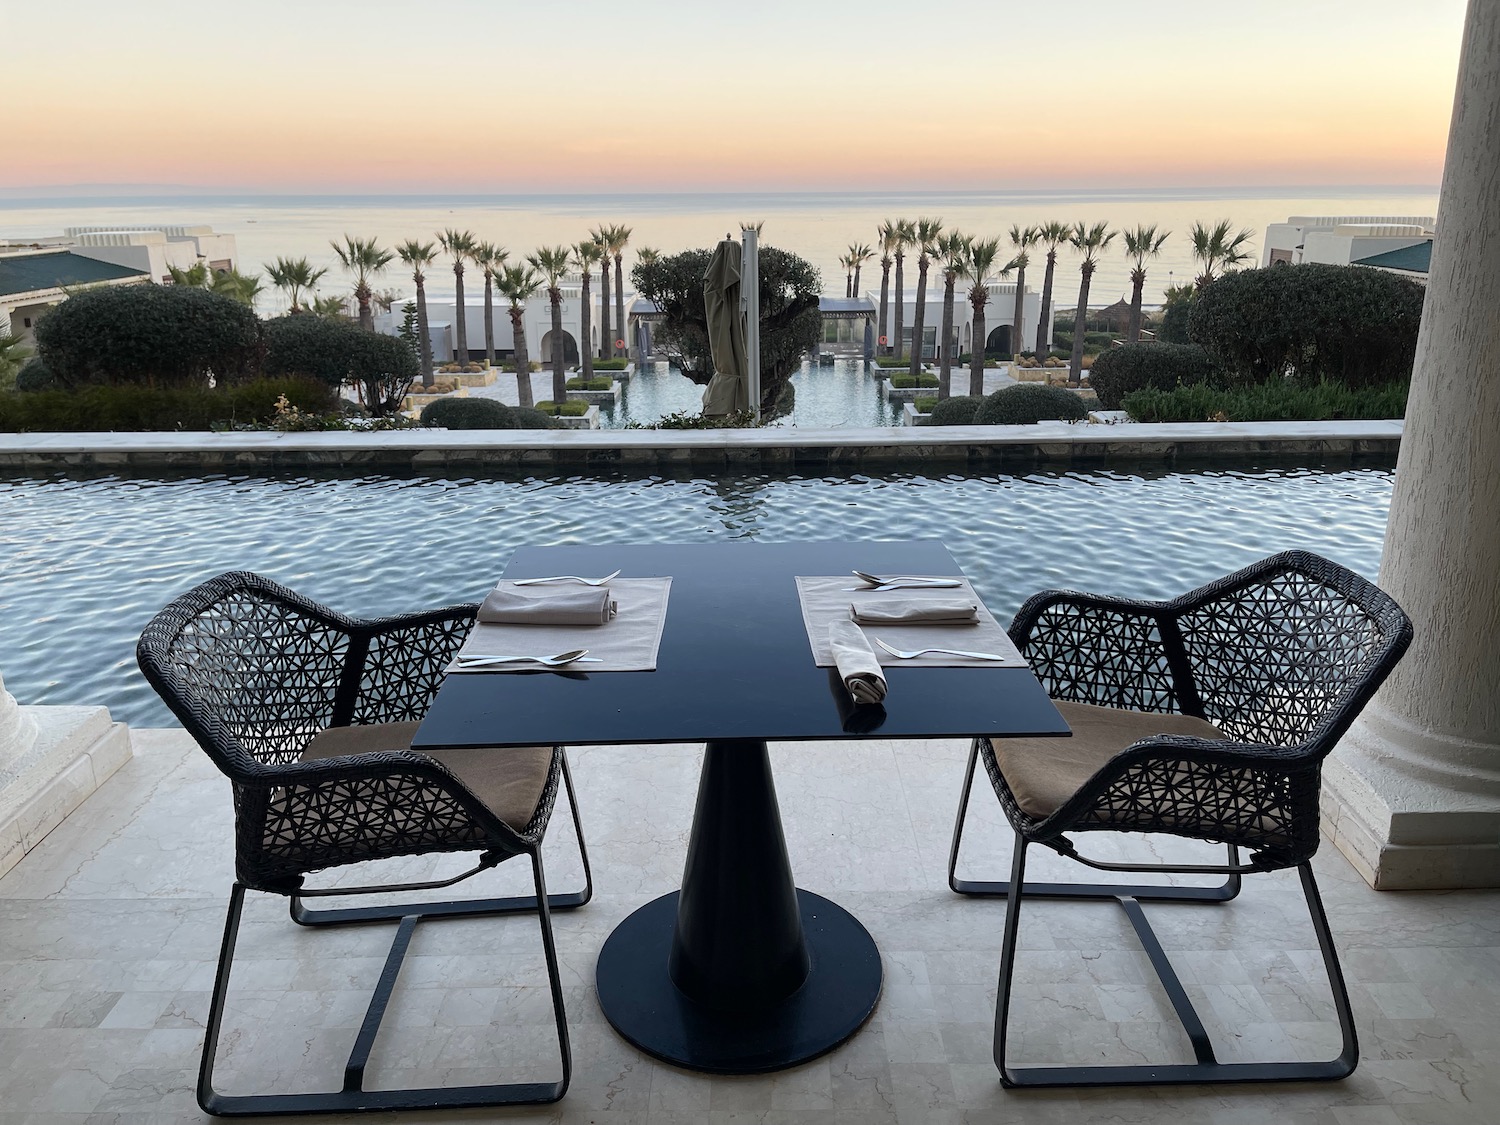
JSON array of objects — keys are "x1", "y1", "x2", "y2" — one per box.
[
  {"x1": 1170, "y1": 550, "x2": 1411, "y2": 752},
  {"x1": 137, "y1": 572, "x2": 356, "y2": 778}
]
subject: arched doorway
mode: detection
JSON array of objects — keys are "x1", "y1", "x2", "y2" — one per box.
[
  {"x1": 539, "y1": 330, "x2": 579, "y2": 366},
  {"x1": 985, "y1": 325, "x2": 1011, "y2": 357}
]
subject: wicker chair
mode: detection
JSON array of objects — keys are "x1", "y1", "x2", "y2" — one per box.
[
  {"x1": 947, "y1": 550, "x2": 1412, "y2": 1088},
  {"x1": 136, "y1": 571, "x2": 592, "y2": 1116}
]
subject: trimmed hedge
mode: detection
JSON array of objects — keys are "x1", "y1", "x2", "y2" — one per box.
[
  {"x1": 592, "y1": 357, "x2": 629, "y2": 370},
  {"x1": 14, "y1": 358, "x2": 55, "y2": 392},
  {"x1": 928, "y1": 395, "x2": 985, "y2": 425},
  {"x1": 566, "y1": 376, "x2": 613, "y2": 391},
  {"x1": 1087, "y1": 342, "x2": 1221, "y2": 410},
  {"x1": 419, "y1": 397, "x2": 515, "y2": 429},
  {"x1": 973, "y1": 384, "x2": 1088, "y2": 425},
  {"x1": 263, "y1": 316, "x2": 418, "y2": 415},
  {"x1": 0, "y1": 377, "x2": 336, "y2": 432},
  {"x1": 534, "y1": 400, "x2": 590, "y2": 417},
  {"x1": 509, "y1": 406, "x2": 555, "y2": 430},
  {"x1": 1122, "y1": 378, "x2": 1408, "y2": 423},
  {"x1": 890, "y1": 372, "x2": 939, "y2": 388}
]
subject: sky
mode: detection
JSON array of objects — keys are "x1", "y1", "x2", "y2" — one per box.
[{"x1": 1, "y1": 0, "x2": 1471, "y2": 193}]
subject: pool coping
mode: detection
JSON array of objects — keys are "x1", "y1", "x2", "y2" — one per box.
[{"x1": 0, "y1": 420, "x2": 1403, "y2": 469}]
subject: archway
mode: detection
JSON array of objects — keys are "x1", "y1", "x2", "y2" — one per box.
[
  {"x1": 539, "y1": 330, "x2": 579, "y2": 366},
  {"x1": 985, "y1": 325, "x2": 1011, "y2": 357}
]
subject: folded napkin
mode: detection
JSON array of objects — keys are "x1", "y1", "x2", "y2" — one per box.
[
  {"x1": 849, "y1": 597, "x2": 979, "y2": 625},
  {"x1": 829, "y1": 619, "x2": 887, "y2": 705},
  {"x1": 478, "y1": 585, "x2": 618, "y2": 626}
]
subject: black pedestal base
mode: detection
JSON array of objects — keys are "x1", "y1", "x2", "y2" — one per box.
[{"x1": 596, "y1": 889, "x2": 882, "y2": 1074}]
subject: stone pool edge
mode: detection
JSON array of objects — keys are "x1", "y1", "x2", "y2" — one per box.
[{"x1": 0, "y1": 420, "x2": 1402, "y2": 470}]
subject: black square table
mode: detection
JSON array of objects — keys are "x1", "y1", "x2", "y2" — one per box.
[{"x1": 413, "y1": 540, "x2": 1068, "y2": 1074}]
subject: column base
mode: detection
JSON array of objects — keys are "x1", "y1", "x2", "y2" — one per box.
[
  {"x1": 1324, "y1": 704, "x2": 1500, "y2": 890},
  {"x1": 0, "y1": 706, "x2": 133, "y2": 880}
]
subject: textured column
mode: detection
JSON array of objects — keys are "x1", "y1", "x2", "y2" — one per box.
[
  {"x1": 1324, "y1": 0, "x2": 1500, "y2": 889},
  {"x1": 0, "y1": 671, "x2": 39, "y2": 776}
]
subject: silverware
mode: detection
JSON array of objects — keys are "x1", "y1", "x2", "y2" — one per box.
[
  {"x1": 452, "y1": 649, "x2": 600, "y2": 668},
  {"x1": 874, "y1": 639, "x2": 1006, "y2": 661},
  {"x1": 851, "y1": 569, "x2": 963, "y2": 590},
  {"x1": 510, "y1": 570, "x2": 621, "y2": 587}
]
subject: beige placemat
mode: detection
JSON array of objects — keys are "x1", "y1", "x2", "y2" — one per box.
[
  {"x1": 456, "y1": 577, "x2": 672, "y2": 671},
  {"x1": 795, "y1": 576, "x2": 1027, "y2": 668}
]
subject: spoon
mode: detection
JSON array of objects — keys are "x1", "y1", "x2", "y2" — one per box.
[
  {"x1": 511, "y1": 570, "x2": 622, "y2": 587},
  {"x1": 874, "y1": 639, "x2": 1005, "y2": 661},
  {"x1": 452, "y1": 649, "x2": 599, "y2": 668}
]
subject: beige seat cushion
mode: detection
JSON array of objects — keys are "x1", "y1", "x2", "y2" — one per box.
[
  {"x1": 302, "y1": 722, "x2": 555, "y2": 834},
  {"x1": 993, "y1": 701, "x2": 1225, "y2": 820}
]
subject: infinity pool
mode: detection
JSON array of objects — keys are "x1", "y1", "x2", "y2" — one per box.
[{"x1": 0, "y1": 461, "x2": 1394, "y2": 727}]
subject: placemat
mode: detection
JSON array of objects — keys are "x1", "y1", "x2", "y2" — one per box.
[
  {"x1": 455, "y1": 577, "x2": 672, "y2": 671},
  {"x1": 795, "y1": 575, "x2": 1027, "y2": 668}
]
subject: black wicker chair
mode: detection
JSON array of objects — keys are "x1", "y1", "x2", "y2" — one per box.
[
  {"x1": 948, "y1": 550, "x2": 1411, "y2": 1088},
  {"x1": 136, "y1": 571, "x2": 593, "y2": 1116}
]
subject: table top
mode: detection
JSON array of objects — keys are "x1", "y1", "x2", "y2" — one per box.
[{"x1": 412, "y1": 540, "x2": 1069, "y2": 750}]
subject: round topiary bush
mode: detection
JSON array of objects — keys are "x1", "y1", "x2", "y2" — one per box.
[
  {"x1": 973, "y1": 384, "x2": 1088, "y2": 425},
  {"x1": 508, "y1": 406, "x2": 554, "y2": 430},
  {"x1": 420, "y1": 397, "x2": 515, "y2": 429},
  {"x1": 1087, "y1": 342, "x2": 1222, "y2": 410},
  {"x1": 928, "y1": 395, "x2": 986, "y2": 426},
  {"x1": 14, "y1": 357, "x2": 55, "y2": 392}
]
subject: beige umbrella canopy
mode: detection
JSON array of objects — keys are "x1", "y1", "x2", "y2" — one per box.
[{"x1": 701, "y1": 238, "x2": 751, "y2": 416}]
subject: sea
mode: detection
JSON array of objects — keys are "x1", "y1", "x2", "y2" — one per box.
[{"x1": 1, "y1": 186, "x2": 1439, "y2": 315}]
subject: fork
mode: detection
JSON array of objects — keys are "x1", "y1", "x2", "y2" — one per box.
[
  {"x1": 452, "y1": 649, "x2": 600, "y2": 668},
  {"x1": 511, "y1": 569, "x2": 622, "y2": 587},
  {"x1": 852, "y1": 569, "x2": 962, "y2": 589},
  {"x1": 874, "y1": 639, "x2": 1006, "y2": 661}
]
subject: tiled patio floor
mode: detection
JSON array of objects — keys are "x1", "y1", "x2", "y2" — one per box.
[{"x1": 3, "y1": 727, "x2": 1498, "y2": 1123}]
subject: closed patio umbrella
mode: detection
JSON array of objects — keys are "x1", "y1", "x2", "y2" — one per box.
[{"x1": 701, "y1": 237, "x2": 750, "y2": 416}]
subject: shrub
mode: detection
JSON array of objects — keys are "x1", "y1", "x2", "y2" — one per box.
[
  {"x1": 1087, "y1": 342, "x2": 1222, "y2": 409},
  {"x1": 14, "y1": 357, "x2": 56, "y2": 392},
  {"x1": 928, "y1": 395, "x2": 986, "y2": 425},
  {"x1": 0, "y1": 376, "x2": 335, "y2": 432},
  {"x1": 889, "y1": 372, "x2": 939, "y2": 388},
  {"x1": 34, "y1": 283, "x2": 261, "y2": 389},
  {"x1": 1188, "y1": 263, "x2": 1425, "y2": 388},
  {"x1": 533, "y1": 400, "x2": 590, "y2": 417},
  {"x1": 566, "y1": 376, "x2": 613, "y2": 391},
  {"x1": 874, "y1": 356, "x2": 909, "y2": 369},
  {"x1": 264, "y1": 316, "x2": 418, "y2": 415},
  {"x1": 973, "y1": 384, "x2": 1088, "y2": 425},
  {"x1": 509, "y1": 406, "x2": 555, "y2": 430},
  {"x1": 1122, "y1": 378, "x2": 1409, "y2": 423},
  {"x1": 913, "y1": 396, "x2": 938, "y2": 414},
  {"x1": 592, "y1": 357, "x2": 629, "y2": 370},
  {"x1": 419, "y1": 397, "x2": 515, "y2": 429}
]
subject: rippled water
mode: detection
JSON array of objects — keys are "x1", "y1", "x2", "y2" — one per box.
[
  {"x1": 606, "y1": 359, "x2": 901, "y2": 429},
  {"x1": 0, "y1": 463, "x2": 1394, "y2": 727}
]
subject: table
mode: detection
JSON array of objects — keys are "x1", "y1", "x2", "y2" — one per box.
[{"x1": 413, "y1": 540, "x2": 1068, "y2": 1074}]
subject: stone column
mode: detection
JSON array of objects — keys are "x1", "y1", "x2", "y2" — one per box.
[
  {"x1": 0, "y1": 671, "x2": 39, "y2": 776},
  {"x1": 1323, "y1": 0, "x2": 1500, "y2": 890}
]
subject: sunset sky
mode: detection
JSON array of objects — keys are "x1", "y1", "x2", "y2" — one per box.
[{"x1": 2, "y1": 0, "x2": 1470, "y2": 193}]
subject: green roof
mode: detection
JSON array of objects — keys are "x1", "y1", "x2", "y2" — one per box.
[
  {"x1": 1352, "y1": 241, "x2": 1432, "y2": 275},
  {"x1": 0, "y1": 250, "x2": 148, "y2": 297}
]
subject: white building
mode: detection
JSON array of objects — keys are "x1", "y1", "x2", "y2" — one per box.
[
  {"x1": 1261, "y1": 215, "x2": 1435, "y2": 268},
  {"x1": 62, "y1": 225, "x2": 238, "y2": 284},
  {"x1": 857, "y1": 282, "x2": 1045, "y2": 359},
  {"x1": 374, "y1": 278, "x2": 612, "y2": 365}
]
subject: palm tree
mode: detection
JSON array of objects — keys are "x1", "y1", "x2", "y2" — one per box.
[
  {"x1": 1066, "y1": 222, "x2": 1117, "y2": 387},
  {"x1": 1190, "y1": 219, "x2": 1255, "y2": 290},
  {"x1": 497, "y1": 264, "x2": 543, "y2": 409},
  {"x1": 330, "y1": 235, "x2": 394, "y2": 332},
  {"x1": 574, "y1": 239, "x2": 603, "y2": 381},
  {"x1": 590, "y1": 225, "x2": 613, "y2": 359},
  {"x1": 1122, "y1": 225, "x2": 1170, "y2": 342},
  {"x1": 636, "y1": 247, "x2": 661, "y2": 265},
  {"x1": 839, "y1": 252, "x2": 855, "y2": 299},
  {"x1": 528, "y1": 246, "x2": 573, "y2": 407},
  {"x1": 473, "y1": 242, "x2": 508, "y2": 367},
  {"x1": 906, "y1": 217, "x2": 943, "y2": 379},
  {"x1": 264, "y1": 257, "x2": 327, "y2": 314},
  {"x1": 962, "y1": 238, "x2": 1009, "y2": 397},
  {"x1": 166, "y1": 262, "x2": 210, "y2": 288},
  {"x1": 605, "y1": 225, "x2": 632, "y2": 361},
  {"x1": 396, "y1": 240, "x2": 438, "y2": 386},
  {"x1": 0, "y1": 333, "x2": 31, "y2": 388},
  {"x1": 848, "y1": 242, "x2": 874, "y2": 298},
  {"x1": 1033, "y1": 221, "x2": 1071, "y2": 356},
  {"x1": 876, "y1": 220, "x2": 899, "y2": 356},
  {"x1": 1007, "y1": 225, "x2": 1038, "y2": 359},
  {"x1": 934, "y1": 232, "x2": 970, "y2": 400},
  {"x1": 437, "y1": 229, "x2": 477, "y2": 363},
  {"x1": 309, "y1": 294, "x2": 350, "y2": 319},
  {"x1": 210, "y1": 269, "x2": 264, "y2": 308},
  {"x1": 892, "y1": 219, "x2": 916, "y2": 359}
]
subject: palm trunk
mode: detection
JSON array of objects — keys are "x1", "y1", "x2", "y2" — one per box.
[
  {"x1": 1036, "y1": 249, "x2": 1057, "y2": 356},
  {"x1": 969, "y1": 293, "x2": 987, "y2": 397},
  {"x1": 908, "y1": 256, "x2": 930, "y2": 379},
  {"x1": 415, "y1": 275, "x2": 434, "y2": 388},
  {"x1": 846, "y1": 271, "x2": 853, "y2": 299},
  {"x1": 580, "y1": 273, "x2": 594, "y2": 380},
  {"x1": 892, "y1": 251, "x2": 905, "y2": 359},
  {"x1": 614, "y1": 255, "x2": 625, "y2": 360},
  {"x1": 1128, "y1": 270, "x2": 1145, "y2": 342},
  {"x1": 598, "y1": 264, "x2": 612, "y2": 359},
  {"x1": 878, "y1": 260, "x2": 891, "y2": 355},
  {"x1": 483, "y1": 274, "x2": 495, "y2": 366},
  {"x1": 454, "y1": 266, "x2": 468, "y2": 365},
  {"x1": 549, "y1": 289, "x2": 565, "y2": 404},
  {"x1": 510, "y1": 309, "x2": 534, "y2": 408},
  {"x1": 357, "y1": 285, "x2": 373, "y2": 332},
  {"x1": 853, "y1": 264, "x2": 862, "y2": 297},
  {"x1": 1010, "y1": 263, "x2": 1027, "y2": 360},
  {"x1": 938, "y1": 272, "x2": 956, "y2": 400},
  {"x1": 1068, "y1": 265, "x2": 1093, "y2": 387}
]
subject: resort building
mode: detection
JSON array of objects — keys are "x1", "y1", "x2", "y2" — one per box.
[
  {"x1": 877, "y1": 281, "x2": 1045, "y2": 359},
  {"x1": 374, "y1": 277, "x2": 612, "y2": 364},
  {"x1": 1261, "y1": 215, "x2": 1435, "y2": 268},
  {"x1": 0, "y1": 247, "x2": 150, "y2": 345}
]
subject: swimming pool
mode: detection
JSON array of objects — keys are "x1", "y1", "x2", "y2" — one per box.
[{"x1": 0, "y1": 461, "x2": 1394, "y2": 727}]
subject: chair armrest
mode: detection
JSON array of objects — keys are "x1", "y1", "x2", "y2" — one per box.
[
  {"x1": 344, "y1": 604, "x2": 479, "y2": 725},
  {"x1": 1011, "y1": 590, "x2": 1188, "y2": 714}
]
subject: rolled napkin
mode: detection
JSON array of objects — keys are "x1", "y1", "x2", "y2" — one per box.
[
  {"x1": 829, "y1": 619, "x2": 887, "y2": 705},
  {"x1": 478, "y1": 584, "x2": 618, "y2": 626},
  {"x1": 849, "y1": 597, "x2": 979, "y2": 625}
]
